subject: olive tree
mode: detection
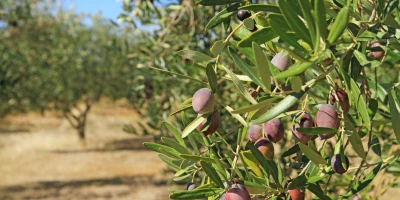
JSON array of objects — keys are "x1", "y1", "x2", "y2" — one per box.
[{"x1": 127, "y1": 0, "x2": 400, "y2": 199}]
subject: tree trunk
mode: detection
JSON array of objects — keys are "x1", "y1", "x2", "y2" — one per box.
[{"x1": 77, "y1": 123, "x2": 85, "y2": 141}]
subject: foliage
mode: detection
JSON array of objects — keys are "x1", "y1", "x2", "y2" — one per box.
[{"x1": 133, "y1": 0, "x2": 400, "y2": 199}]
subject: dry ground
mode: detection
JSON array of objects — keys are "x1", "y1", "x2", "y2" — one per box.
[{"x1": 0, "y1": 100, "x2": 180, "y2": 200}]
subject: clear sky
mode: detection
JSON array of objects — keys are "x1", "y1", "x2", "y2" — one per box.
[{"x1": 63, "y1": 0, "x2": 122, "y2": 21}]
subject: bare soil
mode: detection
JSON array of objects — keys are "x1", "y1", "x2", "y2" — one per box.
[{"x1": 0, "y1": 99, "x2": 180, "y2": 200}]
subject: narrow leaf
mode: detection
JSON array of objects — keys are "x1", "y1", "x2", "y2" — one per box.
[
  {"x1": 238, "y1": 27, "x2": 278, "y2": 47},
  {"x1": 163, "y1": 122, "x2": 186, "y2": 147},
  {"x1": 274, "y1": 62, "x2": 314, "y2": 79},
  {"x1": 162, "y1": 137, "x2": 190, "y2": 154},
  {"x1": 182, "y1": 115, "x2": 207, "y2": 138},
  {"x1": 200, "y1": 161, "x2": 225, "y2": 188},
  {"x1": 206, "y1": 63, "x2": 218, "y2": 93},
  {"x1": 350, "y1": 79, "x2": 371, "y2": 129},
  {"x1": 253, "y1": 42, "x2": 271, "y2": 92},
  {"x1": 176, "y1": 50, "x2": 213, "y2": 62},
  {"x1": 295, "y1": 127, "x2": 337, "y2": 135},
  {"x1": 252, "y1": 90, "x2": 306, "y2": 124},
  {"x1": 206, "y1": 3, "x2": 239, "y2": 30},
  {"x1": 228, "y1": 47, "x2": 266, "y2": 89},
  {"x1": 388, "y1": 88, "x2": 400, "y2": 143},
  {"x1": 232, "y1": 97, "x2": 278, "y2": 114},
  {"x1": 298, "y1": 143, "x2": 326, "y2": 165},
  {"x1": 222, "y1": 65, "x2": 257, "y2": 104},
  {"x1": 143, "y1": 142, "x2": 182, "y2": 159},
  {"x1": 348, "y1": 131, "x2": 366, "y2": 160},
  {"x1": 239, "y1": 4, "x2": 281, "y2": 13}
]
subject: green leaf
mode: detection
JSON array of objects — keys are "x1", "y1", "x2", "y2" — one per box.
[
  {"x1": 150, "y1": 67, "x2": 208, "y2": 85},
  {"x1": 348, "y1": 131, "x2": 366, "y2": 160},
  {"x1": 288, "y1": 174, "x2": 307, "y2": 189},
  {"x1": 180, "y1": 154, "x2": 216, "y2": 164},
  {"x1": 279, "y1": 0, "x2": 312, "y2": 46},
  {"x1": 205, "y1": 3, "x2": 239, "y2": 30},
  {"x1": 295, "y1": 127, "x2": 337, "y2": 135},
  {"x1": 343, "y1": 163, "x2": 386, "y2": 198},
  {"x1": 232, "y1": 22, "x2": 252, "y2": 39},
  {"x1": 388, "y1": 87, "x2": 400, "y2": 144},
  {"x1": 176, "y1": 50, "x2": 213, "y2": 62},
  {"x1": 269, "y1": 15, "x2": 308, "y2": 52},
  {"x1": 162, "y1": 137, "x2": 190, "y2": 154},
  {"x1": 239, "y1": 4, "x2": 281, "y2": 13},
  {"x1": 221, "y1": 65, "x2": 257, "y2": 104},
  {"x1": 274, "y1": 62, "x2": 314, "y2": 79},
  {"x1": 253, "y1": 42, "x2": 271, "y2": 92},
  {"x1": 238, "y1": 27, "x2": 277, "y2": 47},
  {"x1": 368, "y1": 99, "x2": 378, "y2": 120},
  {"x1": 282, "y1": 144, "x2": 300, "y2": 157},
  {"x1": 229, "y1": 40, "x2": 256, "y2": 65},
  {"x1": 243, "y1": 18, "x2": 255, "y2": 30},
  {"x1": 163, "y1": 122, "x2": 186, "y2": 147},
  {"x1": 246, "y1": 142, "x2": 281, "y2": 187},
  {"x1": 307, "y1": 183, "x2": 331, "y2": 200},
  {"x1": 182, "y1": 115, "x2": 207, "y2": 138},
  {"x1": 298, "y1": 143, "x2": 326, "y2": 165},
  {"x1": 206, "y1": 63, "x2": 218, "y2": 93},
  {"x1": 232, "y1": 97, "x2": 278, "y2": 114},
  {"x1": 371, "y1": 136, "x2": 381, "y2": 157},
  {"x1": 290, "y1": 76, "x2": 303, "y2": 92},
  {"x1": 169, "y1": 105, "x2": 192, "y2": 116},
  {"x1": 196, "y1": 0, "x2": 242, "y2": 6},
  {"x1": 143, "y1": 142, "x2": 182, "y2": 159},
  {"x1": 210, "y1": 40, "x2": 226, "y2": 56},
  {"x1": 353, "y1": 50, "x2": 370, "y2": 66},
  {"x1": 169, "y1": 188, "x2": 224, "y2": 199},
  {"x1": 200, "y1": 161, "x2": 225, "y2": 188},
  {"x1": 314, "y1": 0, "x2": 327, "y2": 40},
  {"x1": 298, "y1": 0, "x2": 317, "y2": 48},
  {"x1": 228, "y1": 47, "x2": 266, "y2": 89},
  {"x1": 224, "y1": 105, "x2": 248, "y2": 127},
  {"x1": 158, "y1": 154, "x2": 180, "y2": 169},
  {"x1": 252, "y1": 90, "x2": 306, "y2": 124},
  {"x1": 240, "y1": 150, "x2": 263, "y2": 177},
  {"x1": 350, "y1": 79, "x2": 371, "y2": 130}
]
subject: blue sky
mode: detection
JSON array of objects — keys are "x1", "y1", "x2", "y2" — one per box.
[{"x1": 63, "y1": 0, "x2": 122, "y2": 21}]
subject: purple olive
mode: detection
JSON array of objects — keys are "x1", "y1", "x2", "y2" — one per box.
[
  {"x1": 187, "y1": 182, "x2": 197, "y2": 190},
  {"x1": 237, "y1": 10, "x2": 251, "y2": 21},
  {"x1": 197, "y1": 108, "x2": 220, "y2": 136},
  {"x1": 254, "y1": 138, "x2": 274, "y2": 159},
  {"x1": 369, "y1": 41, "x2": 384, "y2": 60},
  {"x1": 247, "y1": 125, "x2": 263, "y2": 142},
  {"x1": 221, "y1": 184, "x2": 251, "y2": 200},
  {"x1": 315, "y1": 104, "x2": 339, "y2": 139},
  {"x1": 264, "y1": 119, "x2": 284, "y2": 143},
  {"x1": 335, "y1": 88, "x2": 350, "y2": 115},
  {"x1": 192, "y1": 88, "x2": 215, "y2": 114},
  {"x1": 292, "y1": 112, "x2": 314, "y2": 144},
  {"x1": 331, "y1": 154, "x2": 349, "y2": 174},
  {"x1": 271, "y1": 52, "x2": 291, "y2": 71},
  {"x1": 270, "y1": 52, "x2": 292, "y2": 85}
]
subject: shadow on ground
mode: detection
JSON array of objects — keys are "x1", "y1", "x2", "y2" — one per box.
[{"x1": 0, "y1": 175, "x2": 169, "y2": 200}]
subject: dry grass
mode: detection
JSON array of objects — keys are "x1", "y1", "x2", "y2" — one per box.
[{"x1": 0, "y1": 99, "x2": 180, "y2": 200}]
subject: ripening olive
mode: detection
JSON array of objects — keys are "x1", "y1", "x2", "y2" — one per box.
[
  {"x1": 221, "y1": 184, "x2": 251, "y2": 200},
  {"x1": 292, "y1": 112, "x2": 314, "y2": 144},
  {"x1": 369, "y1": 40, "x2": 384, "y2": 60},
  {"x1": 335, "y1": 88, "x2": 350, "y2": 115},
  {"x1": 254, "y1": 138, "x2": 274, "y2": 159},
  {"x1": 331, "y1": 154, "x2": 349, "y2": 174},
  {"x1": 187, "y1": 182, "x2": 197, "y2": 190},
  {"x1": 197, "y1": 108, "x2": 220, "y2": 136},
  {"x1": 237, "y1": 10, "x2": 251, "y2": 21},
  {"x1": 192, "y1": 88, "x2": 215, "y2": 114},
  {"x1": 288, "y1": 188, "x2": 305, "y2": 200},
  {"x1": 316, "y1": 104, "x2": 340, "y2": 139},
  {"x1": 247, "y1": 125, "x2": 263, "y2": 142},
  {"x1": 264, "y1": 119, "x2": 284, "y2": 143}
]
